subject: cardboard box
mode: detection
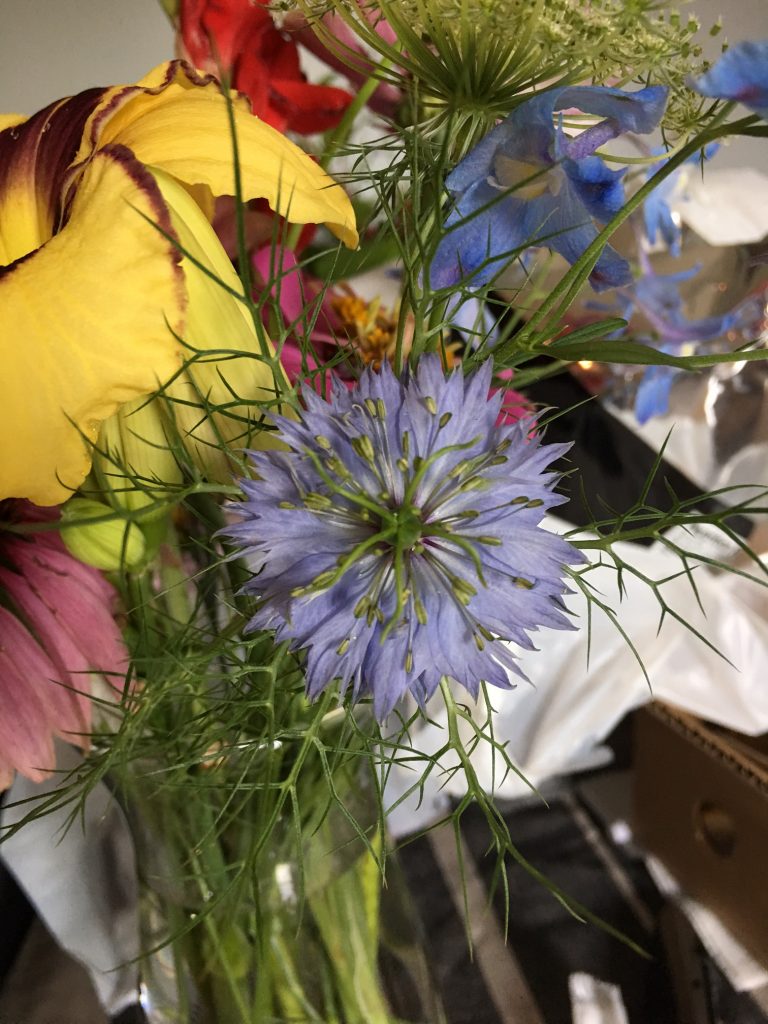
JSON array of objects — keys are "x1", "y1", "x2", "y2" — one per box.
[{"x1": 633, "y1": 702, "x2": 768, "y2": 966}]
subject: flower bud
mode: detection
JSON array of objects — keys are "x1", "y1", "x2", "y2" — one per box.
[
  {"x1": 60, "y1": 498, "x2": 146, "y2": 571},
  {"x1": 94, "y1": 399, "x2": 184, "y2": 517}
]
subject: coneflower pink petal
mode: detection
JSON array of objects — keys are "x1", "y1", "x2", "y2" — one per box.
[
  {"x1": 8, "y1": 543, "x2": 128, "y2": 679},
  {"x1": 0, "y1": 501, "x2": 130, "y2": 787},
  {"x1": 0, "y1": 608, "x2": 60, "y2": 782},
  {"x1": 0, "y1": 566, "x2": 94, "y2": 737}
]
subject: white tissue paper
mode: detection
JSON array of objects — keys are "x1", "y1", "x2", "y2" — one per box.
[
  {"x1": 0, "y1": 743, "x2": 140, "y2": 1016},
  {"x1": 386, "y1": 513, "x2": 768, "y2": 837}
]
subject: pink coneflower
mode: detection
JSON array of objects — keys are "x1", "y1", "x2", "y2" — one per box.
[{"x1": 0, "y1": 502, "x2": 129, "y2": 789}]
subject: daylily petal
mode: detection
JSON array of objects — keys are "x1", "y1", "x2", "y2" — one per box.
[
  {"x1": 284, "y1": 10, "x2": 402, "y2": 118},
  {"x1": 180, "y1": 0, "x2": 249, "y2": 70},
  {"x1": 0, "y1": 114, "x2": 27, "y2": 131},
  {"x1": 149, "y1": 169, "x2": 286, "y2": 481},
  {"x1": 0, "y1": 146, "x2": 186, "y2": 504},
  {"x1": 73, "y1": 61, "x2": 358, "y2": 247},
  {"x1": 0, "y1": 90, "x2": 102, "y2": 264},
  {"x1": 269, "y1": 79, "x2": 354, "y2": 135}
]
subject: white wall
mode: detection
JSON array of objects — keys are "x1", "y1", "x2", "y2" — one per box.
[
  {"x1": 0, "y1": 0, "x2": 173, "y2": 114},
  {"x1": 0, "y1": 0, "x2": 764, "y2": 163}
]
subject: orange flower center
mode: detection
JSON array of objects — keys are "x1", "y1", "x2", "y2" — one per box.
[{"x1": 330, "y1": 289, "x2": 460, "y2": 370}]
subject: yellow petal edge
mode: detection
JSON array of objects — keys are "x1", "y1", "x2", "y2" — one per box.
[{"x1": 76, "y1": 61, "x2": 359, "y2": 248}]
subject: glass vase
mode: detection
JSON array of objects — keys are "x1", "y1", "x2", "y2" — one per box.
[{"x1": 119, "y1": 754, "x2": 445, "y2": 1024}]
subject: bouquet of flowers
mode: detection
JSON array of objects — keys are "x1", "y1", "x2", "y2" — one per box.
[{"x1": 1, "y1": 1, "x2": 767, "y2": 1020}]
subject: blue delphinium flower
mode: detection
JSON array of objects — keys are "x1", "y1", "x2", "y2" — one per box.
[
  {"x1": 642, "y1": 144, "x2": 718, "y2": 258},
  {"x1": 602, "y1": 255, "x2": 763, "y2": 422},
  {"x1": 431, "y1": 84, "x2": 668, "y2": 294},
  {"x1": 223, "y1": 357, "x2": 584, "y2": 719},
  {"x1": 690, "y1": 40, "x2": 768, "y2": 118},
  {"x1": 634, "y1": 352, "x2": 681, "y2": 424},
  {"x1": 629, "y1": 255, "x2": 748, "y2": 345}
]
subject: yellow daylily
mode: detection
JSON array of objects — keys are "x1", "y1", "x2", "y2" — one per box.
[
  {"x1": 94, "y1": 170, "x2": 286, "y2": 509},
  {"x1": 0, "y1": 60, "x2": 357, "y2": 506}
]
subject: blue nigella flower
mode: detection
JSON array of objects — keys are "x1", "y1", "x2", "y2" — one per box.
[
  {"x1": 431, "y1": 84, "x2": 668, "y2": 294},
  {"x1": 690, "y1": 40, "x2": 768, "y2": 118},
  {"x1": 223, "y1": 357, "x2": 584, "y2": 719}
]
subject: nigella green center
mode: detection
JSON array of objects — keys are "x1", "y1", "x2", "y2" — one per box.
[{"x1": 389, "y1": 505, "x2": 423, "y2": 549}]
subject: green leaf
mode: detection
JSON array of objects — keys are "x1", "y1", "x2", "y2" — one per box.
[
  {"x1": 538, "y1": 337, "x2": 768, "y2": 369},
  {"x1": 494, "y1": 317, "x2": 628, "y2": 366},
  {"x1": 308, "y1": 231, "x2": 403, "y2": 283}
]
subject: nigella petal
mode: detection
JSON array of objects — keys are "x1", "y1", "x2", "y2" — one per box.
[{"x1": 361, "y1": 629, "x2": 414, "y2": 720}]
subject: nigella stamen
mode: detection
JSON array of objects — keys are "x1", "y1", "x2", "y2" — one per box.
[
  {"x1": 424, "y1": 530, "x2": 488, "y2": 587},
  {"x1": 222, "y1": 356, "x2": 585, "y2": 720}
]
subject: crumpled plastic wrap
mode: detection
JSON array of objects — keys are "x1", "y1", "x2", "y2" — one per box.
[{"x1": 386, "y1": 510, "x2": 768, "y2": 835}]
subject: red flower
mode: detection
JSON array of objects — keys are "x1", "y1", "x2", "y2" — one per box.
[
  {"x1": 0, "y1": 502, "x2": 129, "y2": 788},
  {"x1": 179, "y1": 0, "x2": 354, "y2": 134}
]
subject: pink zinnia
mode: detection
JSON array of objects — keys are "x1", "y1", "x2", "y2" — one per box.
[{"x1": 0, "y1": 502, "x2": 129, "y2": 789}]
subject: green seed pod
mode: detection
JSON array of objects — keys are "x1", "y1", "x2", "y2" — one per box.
[{"x1": 60, "y1": 498, "x2": 146, "y2": 571}]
